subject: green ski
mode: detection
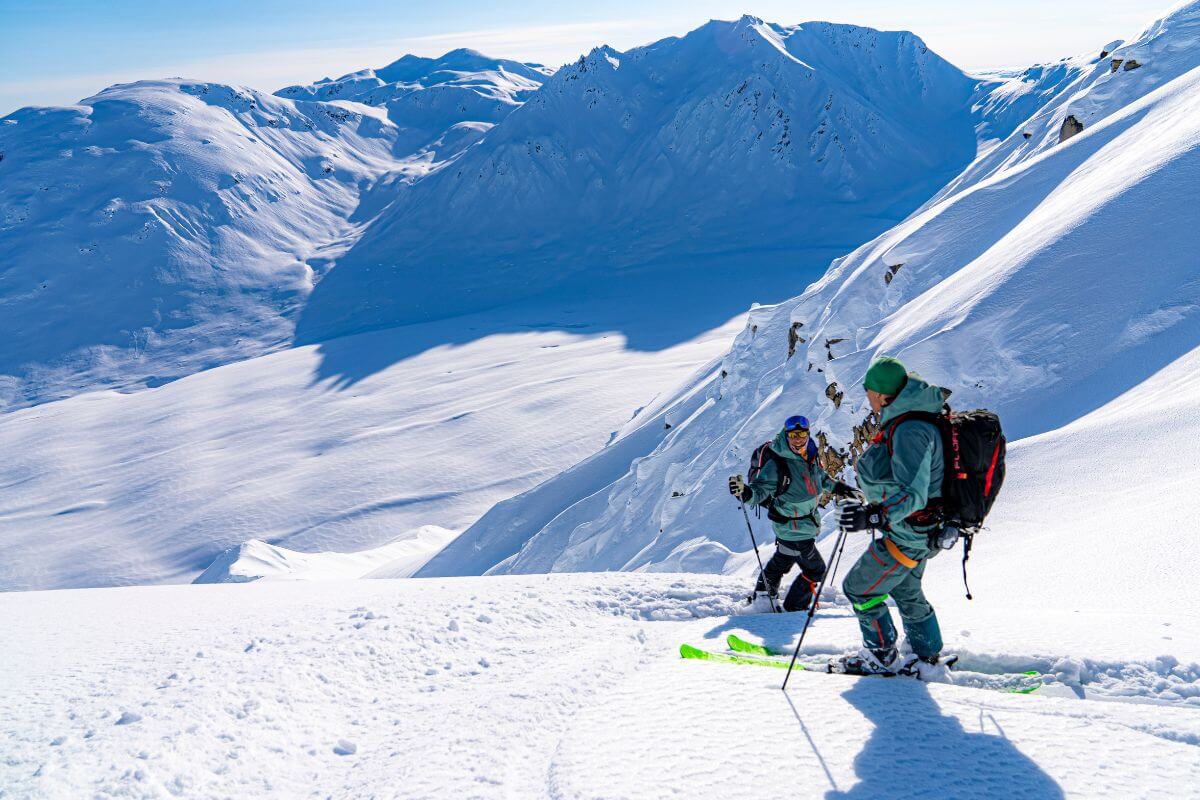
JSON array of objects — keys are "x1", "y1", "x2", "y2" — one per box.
[
  {"x1": 679, "y1": 643, "x2": 794, "y2": 669},
  {"x1": 686, "y1": 642, "x2": 1043, "y2": 693},
  {"x1": 1007, "y1": 671, "x2": 1043, "y2": 694},
  {"x1": 727, "y1": 634, "x2": 781, "y2": 657}
]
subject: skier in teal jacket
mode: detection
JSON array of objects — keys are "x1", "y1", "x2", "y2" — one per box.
[
  {"x1": 835, "y1": 356, "x2": 950, "y2": 676},
  {"x1": 729, "y1": 415, "x2": 858, "y2": 612}
]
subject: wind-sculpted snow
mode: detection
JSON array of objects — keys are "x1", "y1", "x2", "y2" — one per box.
[
  {"x1": 432, "y1": 2, "x2": 1200, "y2": 591},
  {"x1": 295, "y1": 16, "x2": 984, "y2": 348},
  {"x1": 0, "y1": 308, "x2": 739, "y2": 591}
]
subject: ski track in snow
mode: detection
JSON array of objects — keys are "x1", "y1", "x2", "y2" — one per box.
[{"x1": 4, "y1": 574, "x2": 1199, "y2": 799}]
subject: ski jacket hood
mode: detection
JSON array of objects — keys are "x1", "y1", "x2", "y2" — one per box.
[{"x1": 879, "y1": 373, "x2": 949, "y2": 425}]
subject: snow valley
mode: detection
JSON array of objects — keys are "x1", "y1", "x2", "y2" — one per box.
[{"x1": 4, "y1": 2, "x2": 1200, "y2": 798}]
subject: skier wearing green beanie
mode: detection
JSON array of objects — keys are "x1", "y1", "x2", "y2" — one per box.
[
  {"x1": 863, "y1": 356, "x2": 908, "y2": 396},
  {"x1": 833, "y1": 355, "x2": 952, "y2": 678}
]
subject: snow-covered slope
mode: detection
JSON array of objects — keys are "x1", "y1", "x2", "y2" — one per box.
[
  {"x1": 0, "y1": 301, "x2": 738, "y2": 591},
  {"x1": 0, "y1": 81, "x2": 402, "y2": 410},
  {"x1": 0, "y1": 17, "x2": 1026, "y2": 592},
  {"x1": 0, "y1": 51, "x2": 551, "y2": 412},
  {"x1": 425, "y1": 0, "x2": 1200, "y2": 581},
  {"x1": 295, "y1": 17, "x2": 988, "y2": 344},
  {"x1": 4, "y1": 574, "x2": 1199, "y2": 798}
]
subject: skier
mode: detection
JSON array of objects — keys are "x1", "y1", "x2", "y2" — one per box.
[
  {"x1": 834, "y1": 356, "x2": 950, "y2": 676},
  {"x1": 728, "y1": 415, "x2": 859, "y2": 612}
]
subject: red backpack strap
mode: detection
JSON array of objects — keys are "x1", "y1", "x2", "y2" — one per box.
[
  {"x1": 880, "y1": 412, "x2": 914, "y2": 456},
  {"x1": 880, "y1": 410, "x2": 946, "y2": 455}
]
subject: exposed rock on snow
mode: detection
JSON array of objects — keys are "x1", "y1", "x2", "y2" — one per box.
[{"x1": 1060, "y1": 113, "x2": 1085, "y2": 141}]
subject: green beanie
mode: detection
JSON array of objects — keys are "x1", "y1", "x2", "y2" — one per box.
[{"x1": 864, "y1": 357, "x2": 908, "y2": 396}]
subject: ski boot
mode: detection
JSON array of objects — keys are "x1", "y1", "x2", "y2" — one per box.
[
  {"x1": 829, "y1": 646, "x2": 901, "y2": 676},
  {"x1": 898, "y1": 652, "x2": 958, "y2": 682},
  {"x1": 741, "y1": 589, "x2": 780, "y2": 614}
]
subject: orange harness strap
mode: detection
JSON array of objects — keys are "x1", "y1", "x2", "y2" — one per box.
[{"x1": 885, "y1": 537, "x2": 919, "y2": 569}]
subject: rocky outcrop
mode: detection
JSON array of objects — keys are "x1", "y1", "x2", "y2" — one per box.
[
  {"x1": 884, "y1": 263, "x2": 904, "y2": 284},
  {"x1": 1124, "y1": 59, "x2": 1142, "y2": 71},
  {"x1": 847, "y1": 412, "x2": 881, "y2": 465},
  {"x1": 815, "y1": 431, "x2": 849, "y2": 477},
  {"x1": 825, "y1": 381, "x2": 843, "y2": 409},
  {"x1": 787, "y1": 321, "x2": 805, "y2": 358},
  {"x1": 1060, "y1": 115, "x2": 1084, "y2": 142}
]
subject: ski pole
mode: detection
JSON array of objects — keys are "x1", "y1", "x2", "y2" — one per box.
[
  {"x1": 781, "y1": 523, "x2": 849, "y2": 690},
  {"x1": 740, "y1": 502, "x2": 781, "y2": 614},
  {"x1": 823, "y1": 521, "x2": 852, "y2": 600}
]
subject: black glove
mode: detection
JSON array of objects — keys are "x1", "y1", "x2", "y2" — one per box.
[
  {"x1": 831, "y1": 481, "x2": 863, "y2": 502},
  {"x1": 728, "y1": 475, "x2": 752, "y2": 502},
  {"x1": 839, "y1": 502, "x2": 887, "y2": 532}
]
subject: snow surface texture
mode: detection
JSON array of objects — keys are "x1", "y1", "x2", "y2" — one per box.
[
  {"x1": 193, "y1": 525, "x2": 456, "y2": 584},
  {"x1": 4, "y1": 574, "x2": 1199, "y2": 798},
  {"x1": 0, "y1": 306, "x2": 738, "y2": 590},
  {"x1": 434, "y1": 0, "x2": 1200, "y2": 582}
]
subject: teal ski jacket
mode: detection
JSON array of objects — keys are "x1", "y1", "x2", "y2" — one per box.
[
  {"x1": 855, "y1": 372, "x2": 947, "y2": 554},
  {"x1": 746, "y1": 428, "x2": 836, "y2": 542}
]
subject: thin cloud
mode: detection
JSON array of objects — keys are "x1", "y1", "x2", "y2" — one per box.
[{"x1": 399, "y1": 19, "x2": 675, "y2": 61}]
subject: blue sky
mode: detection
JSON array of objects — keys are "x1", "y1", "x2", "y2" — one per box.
[{"x1": 0, "y1": 0, "x2": 1171, "y2": 114}]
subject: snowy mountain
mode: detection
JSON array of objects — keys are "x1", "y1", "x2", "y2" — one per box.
[
  {"x1": 0, "y1": 18, "x2": 1018, "y2": 591},
  {"x1": 277, "y1": 48, "x2": 549, "y2": 109},
  {"x1": 0, "y1": 81, "x2": 399, "y2": 409},
  {"x1": 276, "y1": 49, "x2": 550, "y2": 171},
  {"x1": 7, "y1": 5, "x2": 1200, "y2": 797},
  {"x1": 295, "y1": 17, "x2": 991, "y2": 344},
  {"x1": 0, "y1": 53, "x2": 549, "y2": 411},
  {"x1": 423, "y1": 0, "x2": 1200, "y2": 581}
]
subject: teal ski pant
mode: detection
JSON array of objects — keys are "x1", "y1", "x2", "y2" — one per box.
[{"x1": 842, "y1": 537, "x2": 942, "y2": 659}]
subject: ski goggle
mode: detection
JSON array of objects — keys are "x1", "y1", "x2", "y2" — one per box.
[{"x1": 784, "y1": 415, "x2": 809, "y2": 432}]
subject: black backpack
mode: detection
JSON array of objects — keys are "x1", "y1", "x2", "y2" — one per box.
[
  {"x1": 882, "y1": 407, "x2": 1006, "y2": 597},
  {"x1": 747, "y1": 442, "x2": 809, "y2": 525}
]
